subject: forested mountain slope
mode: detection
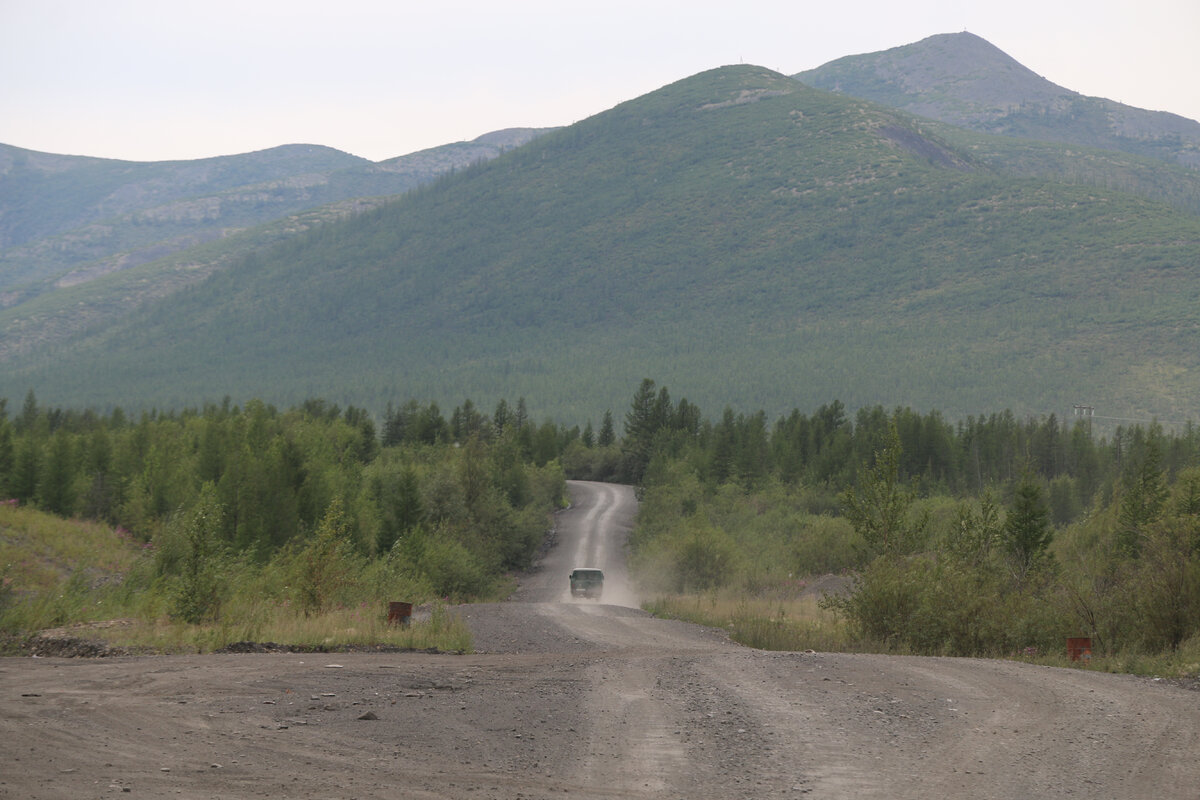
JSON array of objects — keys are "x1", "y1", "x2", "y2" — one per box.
[{"x1": 5, "y1": 65, "x2": 1199, "y2": 425}]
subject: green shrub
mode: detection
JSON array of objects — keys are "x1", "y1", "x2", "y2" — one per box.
[
  {"x1": 420, "y1": 535, "x2": 491, "y2": 600},
  {"x1": 290, "y1": 500, "x2": 365, "y2": 616},
  {"x1": 790, "y1": 515, "x2": 858, "y2": 575},
  {"x1": 668, "y1": 519, "x2": 745, "y2": 592},
  {"x1": 167, "y1": 485, "x2": 226, "y2": 624},
  {"x1": 823, "y1": 552, "x2": 1068, "y2": 656}
]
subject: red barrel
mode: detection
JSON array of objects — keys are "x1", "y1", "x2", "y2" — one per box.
[
  {"x1": 1067, "y1": 637, "x2": 1092, "y2": 662},
  {"x1": 388, "y1": 601, "x2": 413, "y2": 626}
]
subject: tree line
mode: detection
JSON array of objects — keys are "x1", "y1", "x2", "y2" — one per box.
[
  {"x1": 2, "y1": 380, "x2": 1197, "y2": 657},
  {"x1": 613, "y1": 379, "x2": 1198, "y2": 507},
  {"x1": 613, "y1": 379, "x2": 1200, "y2": 659},
  {"x1": 6, "y1": 381, "x2": 1195, "y2": 544},
  {"x1": 0, "y1": 392, "x2": 568, "y2": 619}
]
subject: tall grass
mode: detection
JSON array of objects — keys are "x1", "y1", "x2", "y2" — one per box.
[
  {"x1": 83, "y1": 602, "x2": 473, "y2": 654},
  {"x1": 1081, "y1": 635, "x2": 1200, "y2": 680},
  {"x1": 5, "y1": 571, "x2": 475, "y2": 655},
  {"x1": 646, "y1": 587, "x2": 856, "y2": 652}
]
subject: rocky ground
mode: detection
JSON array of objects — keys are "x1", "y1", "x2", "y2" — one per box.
[{"x1": 2, "y1": 481, "x2": 1199, "y2": 799}]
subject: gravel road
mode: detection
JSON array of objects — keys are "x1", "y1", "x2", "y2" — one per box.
[{"x1": 2, "y1": 480, "x2": 1199, "y2": 799}]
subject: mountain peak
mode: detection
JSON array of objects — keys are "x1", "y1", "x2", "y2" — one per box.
[
  {"x1": 796, "y1": 32, "x2": 1072, "y2": 127},
  {"x1": 796, "y1": 32, "x2": 1200, "y2": 169},
  {"x1": 603, "y1": 63, "x2": 803, "y2": 118}
]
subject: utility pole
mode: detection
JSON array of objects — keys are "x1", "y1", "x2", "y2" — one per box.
[{"x1": 1073, "y1": 404, "x2": 1094, "y2": 438}]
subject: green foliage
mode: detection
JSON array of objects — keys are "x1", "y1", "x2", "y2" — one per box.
[
  {"x1": 626, "y1": 382, "x2": 1200, "y2": 664},
  {"x1": 822, "y1": 554, "x2": 1066, "y2": 656},
  {"x1": 370, "y1": 462, "x2": 423, "y2": 553},
  {"x1": 0, "y1": 421, "x2": 13, "y2": 498},
  {"x1": 822, "y1": 468, "x2": 1065, "y2": 657},
  {"x1": 11, "y1": 434, "x2": 40, "y2": 504},
  {"x1": 632, "y1": 462, "x2": 859, "y2": 597},
  {"x1": 647, "y1": 518, "x2": 744, "y2": 593},
  {"x1": 0, "y1": 568, "x2": 11, "y2": 622},
  {"x1": 1003, "y1": 473, "x2": 1054, "y2": 579},
  {"x1": 1128, "y1": 516, "x2": 1200, "y2": 651},
  {"x1": 168, "y1": 484, "x2": 226, "y2": 624},
  {"x1": 945, "y1": 492, "x2": 1002, "y2": 565},
  {"x1": 5, "y1": 379, "x2": 1200, "y2": 667},
  {"x1": 1116, "y1": 434, "x2": 1170, "y2": 557},
  {"x1": 841, "y1": 422, "x2": 928, "y2": 557},
  {"x1": 0, "y1": 393, "x2": 566, "y2": 645},
  {"x1": 291, "y1": 499, "x2": 362, "y2": 616},
  {"x1": 559, "y1": 440, "x2": 623, "y2": 483},
  {"x1": 598, "y1": 411, "x2": 615, "y2": 447},
  {"x1": 419, "y1": 534, "x2": 491, "y2": 601}
]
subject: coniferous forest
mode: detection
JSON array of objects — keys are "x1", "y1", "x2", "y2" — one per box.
[{"x1": 2, "y1": 381, "x2": 1198, "y2": 667}]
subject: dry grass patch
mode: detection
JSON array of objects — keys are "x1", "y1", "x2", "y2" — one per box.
[
  {"x1": 32, "y1": 602, "x2": 472, "y2": 655},
  {"x1": 646, "y1": 584, "x2": 854, "y2": 652}
]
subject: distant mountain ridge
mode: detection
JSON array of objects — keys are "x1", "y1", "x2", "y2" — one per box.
[
  {"x1": 0, "y1": 143, "x2": 369, "y2": 249},
  {"x1": 4, "y1": 35, "x2": 1200, "y2": 425},
  {"x1": 796, "y1": 32, "x2": 1200, "y2": 170},
  {"x1": 376, "y1": 128, "x2": 554, "y2": 177},
  {"x1": 4, "y1": 63, "x2": 1199, "y2": 426},
  {"x1": 0, "y1": 129, "x2": 554, "y2": 298}
]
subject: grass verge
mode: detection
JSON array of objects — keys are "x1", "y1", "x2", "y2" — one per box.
[
  {"x1": 17, "y1": 602, "x2": 472, "y2": 656},
  {"x1": 645, "y1": 589, "x2": 855, "y2": 653},
  {"x1": 645, "y1": 586, "x2": 1200, "y2": 684}
]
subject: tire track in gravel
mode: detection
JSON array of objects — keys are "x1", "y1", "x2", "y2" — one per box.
[{"x1": 573, "y1": 657, "x2": 689, "y2": 796}]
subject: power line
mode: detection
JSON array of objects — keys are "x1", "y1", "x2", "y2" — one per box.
[
  {"x1": 1090, "y1": 414, "x2": 1192, "y2": 426},
  {"x1": 1069, "y1": 404, "x2": 1192, "y2": 428}
]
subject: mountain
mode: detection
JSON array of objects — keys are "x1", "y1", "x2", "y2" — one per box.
[
  {"x1": 4, "y1": 64, "x2": 1199, "y2": 426},
  {"x1": 0, "y1": 143, "x2": 367, "y2": 250},
  {"x1": 375, "y1": 128, "x2": 554, "y2": 179},
  {"x1": 0, "y1": 129, "x2": 553, "y2": 301},
  {"x1": 796, "y1": 32, "x2": 1200, "y2": 171}
]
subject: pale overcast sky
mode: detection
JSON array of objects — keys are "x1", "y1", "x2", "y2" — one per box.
[{"x1": 2, "y1": 0, "x2": 1197, "y2": 163}]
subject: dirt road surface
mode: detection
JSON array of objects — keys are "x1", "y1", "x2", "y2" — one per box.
[{"x1": 3, "y1": 480, "x2": 1199, "y2": 799}]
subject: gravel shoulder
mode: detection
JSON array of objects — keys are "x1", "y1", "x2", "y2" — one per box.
[{"x1": 3, "y1": 481, "x2": 1199, "y2": 799}]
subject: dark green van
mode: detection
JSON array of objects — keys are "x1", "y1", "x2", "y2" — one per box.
[{"x1": 569, "y1": 568, "x2": 604, "y2": 599}]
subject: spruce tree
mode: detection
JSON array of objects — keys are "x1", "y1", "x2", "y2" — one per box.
[
  {"x1": 841, "y1": 421, "x2": 927, "y2": 557},
  {"x1": 1003, "y1": 473, "x2": 1053, "y2": 579},
  {"x1": 1117, "y1": 439, "x2": 1168, "y2": 557},
  {"x1": 598, "y1": 411, "x2": 615, "y2": 447}
]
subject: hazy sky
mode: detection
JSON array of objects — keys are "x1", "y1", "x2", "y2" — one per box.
[{"x1": 2, "y1": 0, "x2": 1197, "y2": 163}]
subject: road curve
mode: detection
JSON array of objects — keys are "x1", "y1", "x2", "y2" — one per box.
[{"x1": 510, "y1": 480, "x2": 640, "y2": 606}]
